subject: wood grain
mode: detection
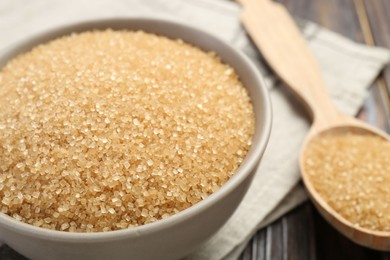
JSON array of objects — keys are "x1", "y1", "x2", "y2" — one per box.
[
  {"x1": 239, "y1": 204, "x2": 316, "y2": 260},
  {"x1": 284, "y1": 205, "x2": 316, "y2": 260},
  {"x1": 360, "y1": 0, "x2": 390, "y2": 132},
  {"x1": 279, "y1": 0, "x2": 365, "y2": 43}
]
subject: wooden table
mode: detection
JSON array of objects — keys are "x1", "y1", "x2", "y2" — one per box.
[
  {"x1": 0, "y1": 0, "x2": 389, "y2": 259},
  {"x1": 239, "y1": 0, "x2": 390, "y2": 259}
]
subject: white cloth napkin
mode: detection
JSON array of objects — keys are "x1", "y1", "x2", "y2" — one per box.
[{"x1": 1, "y1": 0, "x2": 389, "y2": 259}]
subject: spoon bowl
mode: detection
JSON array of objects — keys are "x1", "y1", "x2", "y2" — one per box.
[
  {"x1": 240, "y1": 0, "x2": 390, "y2": 250},
  {"x1": 301, "y1": 123, "x2": 390, "y2": 250}
]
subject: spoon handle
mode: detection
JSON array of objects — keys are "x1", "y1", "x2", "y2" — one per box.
[{"x1": 239, "y1": 0, "x2": 346, "y2": 130}]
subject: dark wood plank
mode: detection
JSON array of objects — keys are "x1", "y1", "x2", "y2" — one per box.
[
  {"x1": 252, "y1": 230, "x2": 267, "y2": 260},
  {"x1": 239, "y1": 220, "x2": 282, "y2": 260},
  {"x1": 242, "y1": 220, "x2": 286, "y2": 260},
  {"x1": 279, "y1": 0, "x2": 365, "y2": 43},
  {"x1": 357, "y1": 86, "x2": 390, "y2": 133},
  {"x1": 264, "y1": 221, "x2": 284, "y2": 260},
  {"x1": 240, "y1": 239, "x2": 254, "y2": 260},
  {"x1": 240, "y1": 203, "x2": 316, "y2": 260},
  {"x1": 362, "y1": 0, "x2": 390, "y2": 49},
  {"x1": 284, "y1": 204, "x2": 316, "y2": 260},
  {"x1": 361, "y1": 0, "x2": 390, "y2": 129}
]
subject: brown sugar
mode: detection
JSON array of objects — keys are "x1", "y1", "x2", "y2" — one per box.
[
  {"x1": 304, "y1": 132, "x2": 390, "y2": 231},
  {"x1": 0, "y1": 30, "x2": 255, "y2": 232}
]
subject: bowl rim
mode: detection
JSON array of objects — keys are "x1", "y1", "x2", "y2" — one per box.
[{"x1": 0, "y1": 17, "x2": 272, "y2": 242}]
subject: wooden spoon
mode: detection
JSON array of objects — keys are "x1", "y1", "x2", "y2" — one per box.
[{"x1": 239, "y1": 0, "x2": 390, "y2": 250}]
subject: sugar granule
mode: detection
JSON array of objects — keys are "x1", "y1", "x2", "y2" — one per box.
[
  {"x1": 0, "y1": 30, "x2": 255, "y2": 232},
  {"x1": 304, "y1": 132, "x2": 390, "y2": 231}
]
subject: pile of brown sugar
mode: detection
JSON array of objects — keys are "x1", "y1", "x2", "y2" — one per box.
[
  {"x1": 0, "y1": 30, "x2": 255, "y2": 232},
  {"x1": 304, "y1": 132, "x2": 390, "y2": 231}
]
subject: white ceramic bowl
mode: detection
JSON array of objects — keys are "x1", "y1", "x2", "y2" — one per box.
[{"x1": 0, "y1": 18, "x2": 271, "y2": 260}]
